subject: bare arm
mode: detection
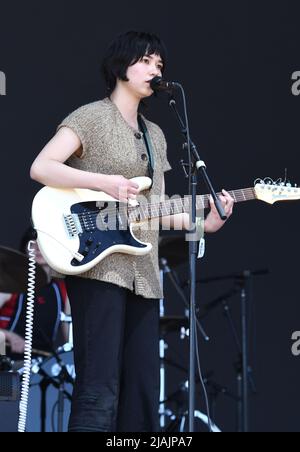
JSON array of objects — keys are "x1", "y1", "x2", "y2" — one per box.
[
  {"x1": 30, "y1": 127, "x2": 107, "y2": 190},
  {"x1": 0, "y1": 294, "x2": 25, "y2": 354},
  {"x1": 30, "y1": 127, "x2": 139, "y2": 200},
  {"x1": 61, "y1": 296, "x2": 71, "y2": 343},
  {"x1": 0, "y1": 329, "x2": 25, "y2": 354}
]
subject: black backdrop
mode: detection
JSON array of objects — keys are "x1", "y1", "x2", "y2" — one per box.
[{"x1": 1, "y1": 0, "x2": 300, "y2": 432}]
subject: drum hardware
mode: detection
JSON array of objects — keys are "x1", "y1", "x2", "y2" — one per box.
[
  {"x1": 14, "y1": 347, "x2": 73, "y2": 432},
  {"x1": 159, "y1": 351, "x2": 236, "y2": 432},
  {"x1": 11, "y1": 332, "x2": 74, "y2": 432},
  {"x1": 160, "y1": 370, "x2": 228, "y2": 432},
  {"x1": 0, "y1": 244, "x2": 73, "y2": 431},
  {"x1": 195, "y1": 270, "x2": 267, "y2": 432},
  {"x1": 159, "y1": 256, "x2": 209, "y2": 341},
  {"x1": 158, "y1": 239, "x2": 264, "y2": 432},
  {"x1": 158, "y1": 245, "x2": 209, "y2": 431},
  {"x1": 30, "y1": 325, "x2": 74, "y2": 432},
  {"x1": 0, "y1": 370, "x2": 20, "y2": 432},
  {"x1": 0, "y1": 354, "x2": 13, "y2": 371},
  {"x1": 0, "y1": 246, "x2": 47, "y2": 293},
  {"x1": 29, "y1": 347, "x2": 74, "y2": 433}
]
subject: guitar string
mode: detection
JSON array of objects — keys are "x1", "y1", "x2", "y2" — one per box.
[
  {"x1": 77, "y1": 183, "x2": 298, "y2": 222},
  {"x1": 75, "y1": 189, "x2": 256, "y2": 225},
  {"x1": 75, "y1": 188, "x2": 254, "y2": 217},
  {"x1": 75, "y1": 193, "x2": 256, "y2": 226}
]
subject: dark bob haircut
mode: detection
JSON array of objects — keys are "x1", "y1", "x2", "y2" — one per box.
[{"x1": 102, "y1": 31, "x2": 167, "y2": 94}]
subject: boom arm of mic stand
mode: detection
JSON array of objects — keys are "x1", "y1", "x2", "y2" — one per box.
[{"x1": 168, "y1": 95, "x2": 226, "y2": 221}]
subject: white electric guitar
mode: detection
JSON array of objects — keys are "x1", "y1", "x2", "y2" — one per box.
[{"x1": 31, "y1": 176, "x2": 300, "y2": 275}]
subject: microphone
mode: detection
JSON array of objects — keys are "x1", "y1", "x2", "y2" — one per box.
[{"x1": 150, "y1": 76, "x2": 179, "y2": 92}]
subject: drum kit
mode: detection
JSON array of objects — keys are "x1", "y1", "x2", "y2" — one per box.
[
  {"x1": 159, "y1": 236, "x2": 267, "y2": 433},
  {"x1": 0, "y1": 246, "x2": 48, "y2": 294},
  {"x1": 0, "y1": 239, "x2": 227, "y2": 432},
  {"x1": 0, "y1": 246, "x2": 74, "y2": 432}
]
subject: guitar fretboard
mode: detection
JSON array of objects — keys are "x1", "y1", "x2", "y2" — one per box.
[{"x1": 128, "y1": 188, "x2": 256, "y2": 222}]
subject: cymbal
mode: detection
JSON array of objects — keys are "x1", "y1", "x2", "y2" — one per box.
[
  {"x1": 159, "y1": 235, "x2": 189, "y2": 268},
  {"x1": 160, "y1": 315, "x2": 189, "y2": 334},
  {"x1": 0, "y1": 246, "x2": 48, "y2": 294}
]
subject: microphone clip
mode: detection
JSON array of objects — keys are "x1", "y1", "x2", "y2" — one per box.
[{"x1": 180, "y1": 159, "x2": 190, "y2": 179}]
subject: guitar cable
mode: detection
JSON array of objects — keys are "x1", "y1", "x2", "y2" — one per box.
[
  {"x1": 17, "y1": 240, "x2": 36, "y2": 432},
  {"x1": 34, "y1": 228, "x2": 84, "y2": 261}
]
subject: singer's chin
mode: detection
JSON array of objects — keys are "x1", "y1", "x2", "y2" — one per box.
[
  {"x1": 143, "y1": 84, "x2": 153, "y2": 93},
  {"x1": 141, "y1": 89, "x2": 153, "y2": 99}
]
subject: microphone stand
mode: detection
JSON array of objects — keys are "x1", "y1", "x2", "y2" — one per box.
[{"x1": 168, "y1": 91, "x2": 226, "y2": 432}]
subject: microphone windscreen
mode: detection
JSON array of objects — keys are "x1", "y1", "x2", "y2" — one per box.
[{"x1": 150, "y1": 76, "x2": 163, "y2": 91}]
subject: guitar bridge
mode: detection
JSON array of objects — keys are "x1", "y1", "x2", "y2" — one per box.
[{"x1": 63, "y1": 214, "x2": 83, "y2": 238}]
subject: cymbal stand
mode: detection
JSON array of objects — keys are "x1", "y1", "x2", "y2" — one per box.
[
  {"x1": 159, "y1": 256, "x2": 211, "y2": 431},
  {"x1": 159, "y1": 265, "x2": 169, "y2": 431},
  {"x1": 30, "y1": 357, "x2": 72, "y2": 432},
  {"x1": 202, "y1": 273, "x2": 257, "y2": 432},
  {"x1": 159, "y1": 258, "x2": 209, "y2": 341},
  {"x1": 48, "y1": 347, "x2": 74, "y2": 432},
  {"x1": 33, "y1": 327, "x2": 74, "y2": 432}
]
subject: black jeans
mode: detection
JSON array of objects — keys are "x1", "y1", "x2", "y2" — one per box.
[{"x1": 65, "y1": 277, "x2": 160, "y2": 432}]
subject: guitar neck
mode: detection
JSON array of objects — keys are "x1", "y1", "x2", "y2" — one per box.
[
  {"x1": 128, "y1": 188, "x2": 256, "y2": 223},
  {"x1": 198, "y1": 188, "x2": 256, "y2": 209}
]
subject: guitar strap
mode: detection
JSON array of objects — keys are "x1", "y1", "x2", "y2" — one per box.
[{"x1": 138, "y1": 115, "x2": 155, "y2": 187}]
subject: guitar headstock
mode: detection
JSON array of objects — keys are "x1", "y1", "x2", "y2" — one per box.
[{"x1": 254, "y1": 178, "x2": 300, "y2": 204}]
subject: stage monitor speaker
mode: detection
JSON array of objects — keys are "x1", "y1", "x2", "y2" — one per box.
[{"x1": 0, "y1": 371, "x2": 20, "y2": 432}]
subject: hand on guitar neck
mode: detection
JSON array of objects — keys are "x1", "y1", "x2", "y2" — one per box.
[{"x1": 204, "y1": 190, "x2": 234, "y2": 233}]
